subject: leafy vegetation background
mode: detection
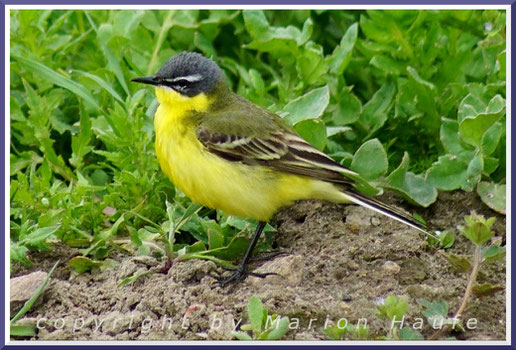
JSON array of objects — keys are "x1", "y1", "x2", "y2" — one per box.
[{"x1": 10, "y1": 10, "x2": 506, "y2": 269}]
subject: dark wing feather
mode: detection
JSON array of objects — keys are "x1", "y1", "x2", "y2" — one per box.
[
  {"x1": 196, "y1": 124, "x2": 357, "y2": 185},
  {"x1": 195, "y1": 108, "x2": 430, "y2": 235}
]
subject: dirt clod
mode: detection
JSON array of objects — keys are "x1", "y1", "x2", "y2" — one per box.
[
  {"x1": 10, "y1": 271, "x2": 48, "y2": 317},
  {"x1": 11, "y1": 191, "x2": 506, "y2": 340}
]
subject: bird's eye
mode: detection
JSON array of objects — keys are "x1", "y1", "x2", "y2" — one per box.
[{"x1": 174, "y1": 79, "x2": 189, "y2": 88}]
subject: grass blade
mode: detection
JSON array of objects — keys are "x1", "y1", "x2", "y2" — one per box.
[
  {"x1": 101, "y1": 43, "x2": 130, "y2": 97},
  {"x1": 10, "y1": 260, "x2": 59, "y2": 325},
  {"x1": 75, "y1": 70, "x2": 125, "y2": 105},
  {"x1": 10, "y1": 324, "x2": 37, "y2": 337},
  {"x1": 12, "y1": 55, "x2": 99, "y2": 109}
]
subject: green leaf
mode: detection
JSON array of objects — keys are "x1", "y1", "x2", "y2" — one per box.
[
  {"x1": 10, "y1": 152, "x2": 35, "y2": 177},
  {"x1": 332, "y1": 88, "x2": 362, "y2": 125},
  {"x1": 283, "y1": 85, "x2": 330, "y2": 125},
  {"x1": 464, "y1": 151, "x2": 483, "y2": 191},
  {"x1": 10, "y1": 242, "x2": 31, "y2": 266},
  {"x1": 329, "y1": 22, "x2": 358, "y2": 74},
  {"x1": 248, "y1": 295, "x2": 265, "y2": 333},
  {"x1": 205, "y1": 222, "x2": 224, "y2": 250},
  {"x1": 370, "y1": 55, "x2": 405, "y2": 75},
  {"x1": 194, "y1": 31, "x2": 216, "y2": 57},
  {"x1": 118, "y1": 270, "x2": 153, "y2": 286},
  {"x1": 407, "y1": 66, "x2": 436, "y2": 90},
  {"x1": 350, "y1": 139, "x2": 388, "y2": 180},
  {"x1": 326, "y1": 126, "x2": 352, "y2": 137},
  {"x1": 248, "y1": 69, "x2": 265, "y2": 96},
  {"x1": 129, "y1": 228, "x2": 149, "y2": 255},
  {"x1": 243, "y1": 10, "x2": 269, "y2": 39},
  {"x1": 481, "y1": 121, "x2": 503, "y2": 156},
  {"x1": 202, "y1": 236, "x2": 249, "y2": 260},
  {"x1": 472, "y1": 283, "x2": 504, "y2": 297},
  {"x1": 265, "y1": 316, "x2": 290, "y2": 340},
  {"x1": 233, "y1": 331, "x2": 253, "y2": 340},
  {"x1": 458, "y1": 94, "x2": 505, "y2": 148},
  {"x1": 376, "y1": 295, "x2": 409, "y2": 322},
  {"x1": 293, "y1": 119, "x2": 327, "y2": 150},
  {"x1": 297, "y1": 18, "x2": 313, "y2": 46},
  {"x1": 69, "y1": 256, "x2": 102, "y2": 274},
  {"x1": 75, "y1": 70, "x2": 125, "y2": 104},
  {"x1": 11, "y1": 261, "x2": 59, "y2": 325},
  {"x1": 360, "y1": 80, "x2": 395, "y2": 134},
  {"x1": 477, "y1": 182, "x2": 506, "y2": 214},
  {"x1": 483, "y1": 156, "x2": 499, "y2": 175},
  {"x1": 459, "y1": 213, "x2": 495, "y2": 245},
  {"x1": 12, "y1": 54, "x2": 99, "y2": 108},
  {"x1": 426, "y1": 155, "x2": 469, "y2": 191},
  {"x1": 10, "y1": 324, "x2": 37, "y2": 337},
  {"x1": 482, "y1": 245, "x2": 506, "y2": 263},
  {"x1": 384, "y1": 153, "x2": 437, "y2": 207},
  {"x1": 418, "y1": 299, "x2": 448, "y2": 317},
  {"x1": 438, "y1": 230, "x2": 456, "y2": 249},
  {"x1": 360, "y1": 13, "x2": 392, "y2": 43},
  {"x1": 112, "y1": 10, "x2": 144, "y2": 38},
  {"x1": 399, "y1": 327, "x2": 424, "y2": 340},
  {"x1": 444, "y1": 253, "x2": 471, "y2": 272},
  {"x1": 297, "y1": 42, "x2": 326, "y2": 85},
  {"x1": 18, "y1": 225, "x2": 60, "y2": 250},
  {"x1": 439, "y1": 118, "x2": 474, "y2": 159},
  {"x1": 406, "y1": 67, "x2": 440, "y2": 130},
  {"x1": 70, "y1": 107, "x2": 93, "y2": 168},
  {"x1": 99, "y1": 214, "x2": 125, "y2": 240},
  {"x1": 185, "y1": 241, "x2": 207, "y2": 254},
  {"x1": 97, "y1": 23, "x2": 130, "y2": 96},
  {"x1": 497, "y1": 50, "x2": 506, "y2": 79},
  {"x1": 418, "y1": 299, "x2": 449, "y2": 325}
]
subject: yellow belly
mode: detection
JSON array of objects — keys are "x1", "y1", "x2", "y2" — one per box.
[
  {"x1": 155, "y1": 124, "x2": 309, "y2": 221},
  {"x1": 153, "y1": 89, "x2": 346, "y2": 221}
]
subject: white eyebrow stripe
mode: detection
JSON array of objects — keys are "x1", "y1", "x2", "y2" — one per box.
[{"x1": 165, "y1": 74, "x2": 203, "y2": 83}]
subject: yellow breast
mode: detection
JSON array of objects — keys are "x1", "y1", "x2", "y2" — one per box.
[{"x1": 152, "y1": 87, "x2": 335, "y2": 221}]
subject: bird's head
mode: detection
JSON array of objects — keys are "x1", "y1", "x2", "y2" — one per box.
[{"x1": 132, "y1": 52, "x2": 225, "y2": 108}]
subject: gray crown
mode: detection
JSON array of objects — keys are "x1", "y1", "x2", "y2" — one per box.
[{"x1": 155, "y1": 52, "x2": 223, "y2": 97}]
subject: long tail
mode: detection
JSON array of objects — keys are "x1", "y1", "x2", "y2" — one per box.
[{"x1": 340, "y1": 188, "x2": 430, "y2": 235}]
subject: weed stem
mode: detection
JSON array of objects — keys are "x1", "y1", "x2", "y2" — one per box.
[{"x1": 430, "y1": 245, "x2": 482, "y2": 340}]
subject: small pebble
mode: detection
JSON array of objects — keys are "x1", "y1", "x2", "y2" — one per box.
[
  {"x1": 382, "y1": 261, "x2": 401, "y2": 274},
  {"x1": 371, "y1": 217, "x2": 381, "y2": 226},
  {"x1": 103, "y1": 206, "x2": 117, "y2": 217}
]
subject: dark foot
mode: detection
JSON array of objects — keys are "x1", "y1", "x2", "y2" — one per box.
[
  {"x1": 216, "y1": 265, "x2": 279, "y2": 287},
  {"x1": 249, "y1": 250, "x2": 288, "y2": 263}
]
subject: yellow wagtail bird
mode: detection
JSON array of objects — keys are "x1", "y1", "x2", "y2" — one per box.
[{"x1": 132, "y1": 52, "x2": 428, "y2": 286}]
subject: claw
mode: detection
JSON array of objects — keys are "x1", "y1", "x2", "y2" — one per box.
[
  {"x1": 216, "y1": 265, "x2": 279, "y2": 287},
  {"x1": 211, "y1": 221, "x2": 281, "y2": 287},
  {"x1": 249, "y1": 250, "x2": 288, "y2": 263}
]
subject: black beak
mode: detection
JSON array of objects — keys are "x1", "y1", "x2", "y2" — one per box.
[{"x1": 131, "y1": 75, "x2": 160, "y2": 86}]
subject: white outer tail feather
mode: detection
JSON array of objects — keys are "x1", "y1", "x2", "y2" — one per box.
[{"x1": 340, "y1": 191, "x2": 430, "y2": 235}]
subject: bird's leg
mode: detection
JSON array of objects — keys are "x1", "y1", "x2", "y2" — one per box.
[
  {"x1": 218, "y1": 221, "x2": 277, "y2": 286},
  {"x1": 249, "y1": 250, "x2": 288, "y2": 263}
]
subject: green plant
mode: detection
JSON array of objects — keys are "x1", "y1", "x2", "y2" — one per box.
[
  {"x1": 376, "y1": 295, "x2": 424, "y2": 340},
  {"x1": 427, "y1": 229, "x2": 456, "y2": 249},
  {"x1": 10, "y1": 261, "x2": 59, "y2": 338},
  {"x1": 233, "y1": 295, "x2": 290, "y2": 340},
  {"x1": 10, "y1": 9, "x2": 506, "y2": 272},
  {"x1": 417, "y1": 299, "x2": 459, "y2": 333},
  {"x1": 431, "y1": 212, "x2": 505, "y2": 339},
  {"x1": 324, "y1": 322, "x2": 370, "y2": 340}
]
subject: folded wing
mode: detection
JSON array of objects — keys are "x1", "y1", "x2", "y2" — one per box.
[{"x1": 196, "y1": 124, "x2": 357, "y2": 185}]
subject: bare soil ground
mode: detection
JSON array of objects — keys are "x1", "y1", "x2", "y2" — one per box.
[{"x1": 11, "y1": 191, "x2": 506, "y2": 341}]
